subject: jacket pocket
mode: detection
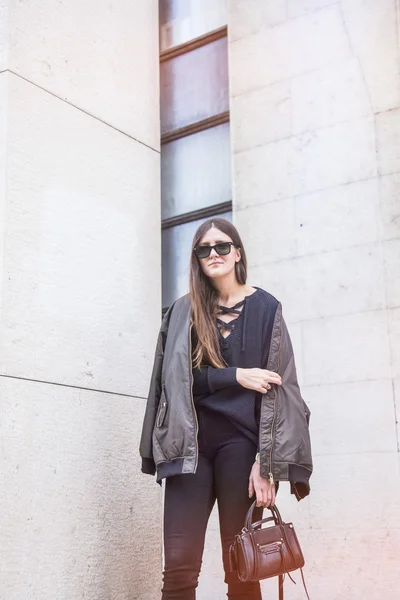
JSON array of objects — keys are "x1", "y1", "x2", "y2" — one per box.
[{"x1": 156, "y1": 388, "x2": 168, "y2": 428}]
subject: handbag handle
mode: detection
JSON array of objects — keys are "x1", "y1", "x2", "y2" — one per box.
[{"x1": 245, "y1": 501, "x2": 284, "y2": 531}]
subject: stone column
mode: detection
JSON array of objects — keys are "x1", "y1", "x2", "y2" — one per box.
[
  {"x1": 223, "y1": 1, "x2": 400, "y2": 598},
  {"x1": 0, "y1": 2, "x2": 162, "y2": 599}
]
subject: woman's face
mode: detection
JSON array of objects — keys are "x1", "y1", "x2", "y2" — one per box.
[{"x1": 196, "y1": 227, "x2": 241, "y2": 281}]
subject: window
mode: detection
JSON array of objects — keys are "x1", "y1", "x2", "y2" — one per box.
[
  {"x1": 159, "y1": 0, "x2": 228, "y2": 51},
  {"x1": 160, "y1": 36, "x2": 229, "y2": 134},
  {"x1": 159, "y1": 0, "x2": 232, "y2": 312},
  {"x1": 161, "y1": 123, "x2": 232, "y2": 220}
]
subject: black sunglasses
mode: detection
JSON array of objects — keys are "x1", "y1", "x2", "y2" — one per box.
[{"x1": 193, "y1": 242, "x2": 240, "y2": 259}]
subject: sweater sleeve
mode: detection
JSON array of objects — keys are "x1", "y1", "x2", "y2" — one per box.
[{"x1": 192, "y1": 365, "x2": 239, "y2": 395}]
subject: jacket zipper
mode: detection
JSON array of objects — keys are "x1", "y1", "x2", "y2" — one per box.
[
  {"x1": 189, "y1": 321, "x2": 199, "y2": 472},
  {"x1": 268, "y1": 305, "x2": 283, "y2": 485},
  {"x1": 156, "y1": 392, "x2": 167, "y2": 428},
  {"x1": 268, "y1": 387, "x2": 277, "y2": 484}
]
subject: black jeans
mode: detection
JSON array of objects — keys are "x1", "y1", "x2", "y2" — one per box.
[{"x1": 161, "y1": 407, "x2": 263, "y2": 600}]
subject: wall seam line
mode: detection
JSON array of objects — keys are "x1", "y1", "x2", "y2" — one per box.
[
  {"x1": 0, "y1": 373, "x2": 146, "y2": 399},
  {"x1": 4, "y1": 69, "x2": 160, "y2": 154}
]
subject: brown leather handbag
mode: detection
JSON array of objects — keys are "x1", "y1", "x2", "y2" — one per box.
[{"x1": 229, "y1": 502, "x2": 310, "y2": 600}]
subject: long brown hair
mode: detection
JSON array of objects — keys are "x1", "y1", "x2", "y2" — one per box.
[{"x1": 189, "y1": 218, "x2": 248, "y2": 369}]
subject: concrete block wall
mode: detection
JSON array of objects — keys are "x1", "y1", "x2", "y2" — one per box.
[
  {"x1": 0, "y1": 2, "x2": 162, "y2": 599},
  {"x1": 205, "y1": 1, "x2": 400, "y2": 598}
]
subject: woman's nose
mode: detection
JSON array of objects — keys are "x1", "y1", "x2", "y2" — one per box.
[{"x1": 209, "y1": 247, "x2": 219, "y2": 258}]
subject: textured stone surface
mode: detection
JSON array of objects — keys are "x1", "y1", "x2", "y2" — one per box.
[
  {"x1": 226, "y1": 1, "x2": 400, "y2": 597},
  {"x1": 250, "y1": 244, "x2": 385, "y2": 323},
  {"x1": 341, "y1": 0, "x2": 400, "y2": 113},
  {"x1": 230, "y1": 5, "x2": 351, "y2": 96},
  {"x1": 231, "y1": 80, "x2": 291, "y2": 152},
  {"x1": 234, "y1": 117, "x2": 376, "y2": 207},
  {"x1": 0, "y1": 377, "x2": 162, "y2": 600},
  {"x1": 228, "y1": 0, "x2": 287, "y2": 41},
  {"x1": 295, "y1": 178, "x2": 379, "y2": 255},
  {"x1": 0, "y1": 74, "x2": 160, "y2": 398},
  {"x1": 379, "y1": 172, "x2": 400, "y2": 241},
  {"x1": 376, "y1": 108, "x2": 400, "y2": 175},
  {"x1": 309, "y1": 452, "x2": 400, "y2": 529},
  {"x1": 236, "y1": 198, "x2": 296, "y2": 263},
  {"x1": 302, "y1": 310, "x2": 391, "y2": 386},
  {"x1": 7, "y1": 0, "x2": 159, "y2": 148},
  {"x1": 1, "y1": 5, "x2": 162, "y2": 596},
  {"x1": 260, "y1": 528, "x2": 400, "y2": 600},
  {"x1": 305, "y1": 379, "x2": 397, "y2": 456},
  {"x1": 291, "y1": 57, "x2": 372, "y2": 134},
  {"x1": 0, "y1": 72, "x2": 6, "y2": 302},
  {"x1": 395, "y1": 378, "x2": 400, "y2": 448},
  {"x1": 288, "y1": 0, "x2": 338, "y2": 19},
  {"x1": 0, "y1": 0, "x2": 8, "y2": 70},
  {"x1": 383, "y1": 239, "x2": 400, "y2": 307},
  {"x1": 389, "y1": 307, "x2": 400, "y2": 378}
]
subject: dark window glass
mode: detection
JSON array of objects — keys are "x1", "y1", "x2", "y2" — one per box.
[
  {"x1": 161, "y1": 123, "x2": 231, "y2": 220},
  {"x1": 159, "y1": 0, "x2": 227, "y2": 51},
  {"x1": 162, "y1": 211, "x2": 232, "y2": 308},
  {"x1": 160, "y1": 36, "x2": 229, "y2": 134}
]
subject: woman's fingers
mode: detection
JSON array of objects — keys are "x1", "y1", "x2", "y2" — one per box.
[
  {"x1": 255, "y1": 484, "x2": 264, "y2": 507},
  {"x1": 265, "y1": 371, "x2": 282, "y2": 385},
  {"x1": 259, "y1": 371, "x2": 282, "y2": 393},
  {"x1": 259, "y1": 384, "x2": 271, "y2": 393},
  {"x1": 255, "y1": 483, "x2": 276, "y2": 508},
  {"x1": 250, "y1": 463, "x2": 277, "y2": 508},
  {"x1": 248, "y1": 476, "x2": 254, "y2": 499},
  {"x1": 255, "y1": 484, "x2": 268, "y2": 507}
]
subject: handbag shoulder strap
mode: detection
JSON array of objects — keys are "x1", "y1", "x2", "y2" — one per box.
[{"x1": 279, "y1": 565, "x2": 311, "y2": 600}]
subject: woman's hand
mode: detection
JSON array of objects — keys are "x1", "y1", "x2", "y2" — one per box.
[
  {"x1": 236, "y1": 368, "x2": 282, "y2": 393},
  {"x1": 248, "y1": 461, "x2": 276, "y2": 508}
]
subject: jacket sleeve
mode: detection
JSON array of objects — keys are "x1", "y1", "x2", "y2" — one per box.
[
  {"x1": 280, "y1": 314, "x2": 312, "y2": 499},
  {"x1": 139, "y1": 303, "x2": 175, "y2": 475}
]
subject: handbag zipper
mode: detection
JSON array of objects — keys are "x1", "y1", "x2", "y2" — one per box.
[
  {"x1": 189, "y1": 321, "x2": 199, "y2": 472},
  {"x1": 257, "y1": 540, "x2": 282, "y2": 553}
]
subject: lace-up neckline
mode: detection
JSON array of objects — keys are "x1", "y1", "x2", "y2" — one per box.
[
  {"x1": 216, "y1": 298, "x2": 248, "y2": 351},
  {"x1": 215, "y1": 288, "x2": 260, "y2": 352},
  {"x1": 216, "y1": 299, "x2": 245, "y2": 336}
]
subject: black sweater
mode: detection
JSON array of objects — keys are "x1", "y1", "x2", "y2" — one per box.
[{"x1": 191, "y1": 287, "x2": 279, "y2": 447}]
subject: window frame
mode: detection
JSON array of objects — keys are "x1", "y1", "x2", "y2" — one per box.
[{"x1": 160, "y1": 22, "x2": 232, "y2": 312}]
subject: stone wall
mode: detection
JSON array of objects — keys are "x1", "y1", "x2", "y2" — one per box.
[
  {"x1": 0, "y1": 2, "x2": 162, "y2": 599},
  {"x1": 221, "y1": 1, "x2": 400, "y2": 598}
]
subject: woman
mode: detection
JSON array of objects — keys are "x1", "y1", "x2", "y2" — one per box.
[{"x1": 140, "y1": 218, "x2": 312, "y2": 600}]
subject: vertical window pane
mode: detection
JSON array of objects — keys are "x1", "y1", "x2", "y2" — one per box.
[
  {"x1": 162, "y1": 212, "x2": 232, "y2": 308},
  {"x1": 160, "y1": 0, "x2": 228, "y2": 51},
  {"x1": 161, "y1": 124, "x2": 231, "y2": 220},
  {"x1": 161, "y1": 37, "x2": 229, "y2": 134}
]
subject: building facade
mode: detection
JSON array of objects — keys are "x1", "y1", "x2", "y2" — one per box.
[{"x1": 1, "y1": 1, "x2": 399, "y2": 599}]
